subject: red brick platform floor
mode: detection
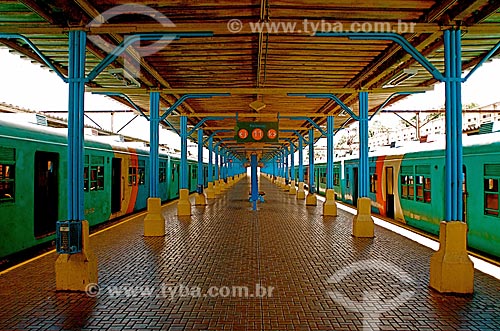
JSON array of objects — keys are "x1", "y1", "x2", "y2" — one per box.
[{"x1": 0, "y1": 176, "x2": 499, "y2": 330}]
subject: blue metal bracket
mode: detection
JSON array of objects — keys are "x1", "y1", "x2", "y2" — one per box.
[
  {"x1": 369, "y1": 91, "x2": 425, "y2": 120},
  {"x1": 93, "y1": 92, "x2": 149, "y2": 119},
  {"x1": 188, "y1": 116, "x2": 232, "y2": 136},
  {"x1": 87, "y1": 32, "x2": 213, "y2": 81},
  {"x1": 462, "y1": 40, "x2": 500, "y2": 82},
  {"x1": 0, "y1": 33, "x2": 68, "y2": 82},
  {"x1": 160, "y1": 93, "x2": 230, "y2": 121},
  {"x1": 315, "y1": 32, "x2": 444, "y2": 81},
  {"x1": 288, "y1": 93, "x2": 358, "y2": 120},
  {"x1": 203, "y1": 130, "x2": 232, "y2": 145},
  {"x1": 279, "y1": 115, "x2": 327, "y2": 136},
  {"x1": 281, "y1": 130, "x2": 309, "y2": 144}
]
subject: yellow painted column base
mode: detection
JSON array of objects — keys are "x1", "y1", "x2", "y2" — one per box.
[
  {"x1": 283, "y1": 183, "x2": 290, "y2": 191},
  {"x1": 214, "y1": 180, "x2": 221, "y2": 195},
  {"x1": 306, "y1": 192, "x2": 317, "y2": 206},
  {"x1": 195, "y1": 192, "x2": 207, "y2": 205},
  {"x1": 289, "y1": 180, "x2": 297, "y2": 194},
  {"x1": 144, "y1": 197, "x2": 166, "y2": 236},
  {"x1": 219, "y1": 179, "x2": 227, "y2": 191},
  {"x1": 55, "y1": 220, "x2": 98, "y2": 292},
  {"x1": 206, "y1": 182, "x2": 216, "y2": 199},
  {"x1": 352, "y1": 197, "x2": 374, "y2": 237},
  {"x1": 297, "y1": 182, "x2": 306, "y2": 200},
  {"x1": 430, "y1": 221, "x2": 474, "y2": 294},
  {"x1": 177, "y1": 188, "x2": 191, "y2": 216},
  {"x1": 323, "y1": 189, "x2": 338, "y2": 216}
]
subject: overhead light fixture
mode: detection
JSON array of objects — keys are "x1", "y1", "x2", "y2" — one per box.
[
  {"x1": 383, "y1": 68, "x2": 418, "y2": 88},
  {"x1": 108, "y1": 68, "x2": 141, "y2": 88},
  {"x1": 249, "y1": 100, "x2": 266, "y2": 112}
]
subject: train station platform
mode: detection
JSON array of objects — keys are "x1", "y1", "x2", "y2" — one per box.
[{"x1": 0, "y1": 176, "x2": 499, "y2": 331}]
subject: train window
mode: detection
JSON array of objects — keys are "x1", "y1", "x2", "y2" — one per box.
[
  {"x1": 90, "y1": 166, "x2": 104, "y2": 190},
  {"x1": 191, "y1": 167, "x2": 197, "y2": 179},
  {"x1": 85, "y1": 155, "x2": 104, "y2": 191},
  {"x1": 171, "y1": 163, "x2": 177, "y2": 181},
  {"x1": 370, "y1": 174, "x2": 378, "y2": 193},
  {"x1": 401, "y1": 175, "x2": 408, "y2": 198},
  {"x1": 484, "y1": 178, "x2": 499, "y2": 216},
  {"x1": 0, "y1": 162, "x2": 15, "y2": 203},
  {"x1": 320, "y1": 170, "x2": 326, "y2": 184},
  {"x1": 333, "y1": 167, "x2": 340, "y2": 186},
  {"x1": 424, "y1": 178, "x2": 431, "y2": 203},
  {"x1": 408, "y1": 176, "x2": 414, "y2": 198},
  {"x1": 128, "y1": 166, "x2": 137, "y2": 186},
  {"x1": 138, "y1": 160, "x2": 146, "y2": 185},
  {"x1": 401, "y1": 175, "x2": 414, "y2": 200},
  {"x1": 346, "y1": 172, "x2": 350, "y2": 188},
  {"x1": 159, "y1": 161, "x2": 167, "y2": 183}
]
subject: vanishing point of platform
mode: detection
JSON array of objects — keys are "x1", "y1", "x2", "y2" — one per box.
[{"x1": 0, "y1": 177, "x2": 499, "y2": 330}]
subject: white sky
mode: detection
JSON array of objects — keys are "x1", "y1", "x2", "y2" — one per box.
[{"x1": 0, "y1": 47, "x2": 499, "y2": 145}]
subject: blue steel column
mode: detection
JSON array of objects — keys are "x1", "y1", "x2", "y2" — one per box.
[
  {"x1": 215, "y1": 146, "x2": 219, "y2": 180},
  {"x1": 284, "y1": 147, "x2": 289, "y2": 184},
  {"x1": 149, "y1": 92, "x2": 160, "y2": 198},
  {"x1": 326, "y1": 116, "x2": 334, "y2": 190},
  {"x1": 430, "y1": 29, "x2": 473, "y2": 295},
  {"x1": 197, "y1": 129, "x2": 204, "y2": 192},
  {"x1": 180, "y1": 116, "x2": 188, "y2": 190},
  {"x1": 208, "y1": 136, "x2": 213, "y2": 183},
  {"x1": 298, "y1": 135, "x2": 304, "y2": 182},
  {"x1": 358, "y1": 91, "x2": 369, "y2": 198},
  {"x1": 308, "y1": 129, "x2": 315, "y2": 193},
  {"x1": 221, "y1": 150, "x2": 226, "y2": 181},
  {"x1": 250, "y1": 154, "x2": 258, "y2": 210},
  {"x1": 444, "y1": 29, "x2": 464, "y2": 222},
  {"x1": 290, "y1": 142, "x2": 295, "y2": 181},
  {"x1": 67, "y1": 30, "x2": 86, "y2": 223}
]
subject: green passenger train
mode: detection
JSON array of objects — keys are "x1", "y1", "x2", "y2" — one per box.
[
  {"x1": 305, "y1": 133, "x2": 500, "y2": 260},
  {"x1": 0, "y1": 119, "x2": 208, "y2": 262}
]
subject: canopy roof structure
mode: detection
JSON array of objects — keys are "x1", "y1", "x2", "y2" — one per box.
[{"x1": 1, "y1": 0, "x2": 499, "y2": 160}]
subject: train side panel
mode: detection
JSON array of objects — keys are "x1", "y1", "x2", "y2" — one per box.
[
  {"x1": 464, "y1": 145, "x2": 500, "y2": 258},
  {"x1": 398, "y1": 150, "x2": 445, "y2": 235}
]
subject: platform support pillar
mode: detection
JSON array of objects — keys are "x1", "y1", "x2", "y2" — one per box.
[
  {"x1": 323, "y1": 115, "x2": 338, "y2": 216},
  {"x1": 284, "y1": 147, "x2": 290, "y2": 191},
  {"x1": 306, "y1": 129, "x2": 317, "y2": 206},
  {"x1": 145, "y1": 91, "x2": 165, "y2": 236},
  {"x1": 289, "y1": 141, "x2": 297, "y2": 194},
  {"x1": 55, "y1": 220, "x2": 97, "y2": 291},
  {"x1": 297, "y1": 134, "x2": 306, "y2": 200},
  {"x1": 177, "y1": 115, "x2": 191, "y2": 216},
  {"x1": 250, "y1": 154, "x2": 259, "y2": 210},
  {"x1": 220, "y1": 150, "x2": 227, "y2": 191},
  {"x1": 206, "y1": 135, "x2": 215, "y2": 199},
  {"x1": 430, "y1": 29, "x2": 473, "y2": 294},
  {"x1": 353, "y1": 92, "x2": 374, "y2": 237},
  {"x1": 214, "y1": 146, "x2": 221, "y2": 195},
  {"x1": 56, "y1": 30, "x2": 97, "y2": 291},
  {"x1": 195, "y1": 128, "x2": 207, "y2": 205}
]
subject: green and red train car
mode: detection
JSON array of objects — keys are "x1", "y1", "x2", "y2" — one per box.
[
  {"x1": 0, "y1": 119, "x2": 207, "y2": 261},
  {"x1": 306, "y1": 134, "x2": 500, "y2": 260}
]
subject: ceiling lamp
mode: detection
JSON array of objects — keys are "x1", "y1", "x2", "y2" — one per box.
[
  {"x1": 249, "y1": 100, "x2": 266, "y2": 112},
  {"x1": 383, "y1": 68, "x2": 418, "y2": 88}
]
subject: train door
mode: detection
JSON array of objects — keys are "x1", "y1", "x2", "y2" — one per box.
[
  {"x1": 111, "y1": 158, "x2": 122, "y2": 214},
  {"x1": 463, "y1": 165, "x2": 468, "y2": 222},
  {"x1": 353, "y1": 167, "x2": 359, "y2": 207},
  {"x1": 34, "y1": 151, "x2": 58, "y2": 237},
  {"x1": 386, "y1": 167, "x2": 395, "y2": 218}
]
